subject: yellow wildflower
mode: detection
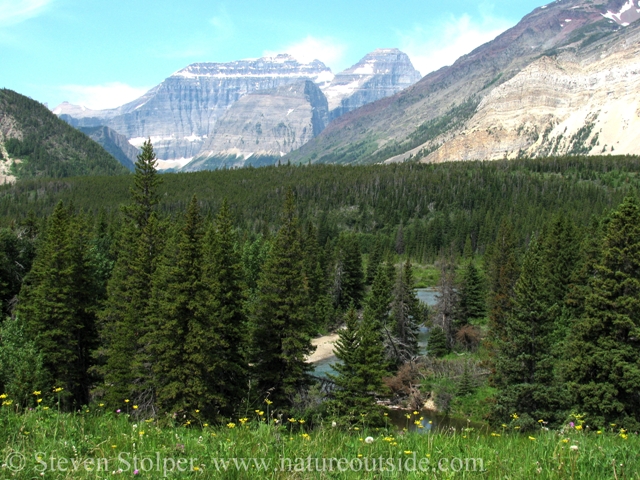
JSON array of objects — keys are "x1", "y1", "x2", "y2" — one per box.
[
  {"x1": 227, "y1": 423, "x2": 236, "y2": 429},
  {"x1": 33, "y1": 391, "x2": 41, "y2": 396},
  {"x1": 528, "y1": 436, "x2": 536, "y2": 441}
]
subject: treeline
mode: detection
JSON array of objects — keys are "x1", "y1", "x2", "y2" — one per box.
[
  {"x1": 0, "y1": 142, "x2": 425, "y2": 425},
  {"x1": 2, "y1": 155, "x2": 640, "y2": 263}
]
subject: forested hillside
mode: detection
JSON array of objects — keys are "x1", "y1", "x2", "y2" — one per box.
[
  {"x1": 0, "y1": 89, "x2": 130, "y2": 179},
  {"x1": 1, "y1": 155, "x2": 639, "y2": 261}
]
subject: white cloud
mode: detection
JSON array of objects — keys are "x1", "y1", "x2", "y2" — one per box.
[
  {"x1": 264, "y1": 36, "x2": 345, "y2": 67},
  {"x1": 58, "y1": 82, "x2": 151, "y2": 110},
  {"x1": 0, "y1": 0, "x2": 54, "y2": 27},
  {"x1": 399, "y1": 13, "x2": 513, "y2": 77}
]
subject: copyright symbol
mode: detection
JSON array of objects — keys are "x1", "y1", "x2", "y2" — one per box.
[{"x1": 5, "y1": 452, "x2": 25, "y2": 472}]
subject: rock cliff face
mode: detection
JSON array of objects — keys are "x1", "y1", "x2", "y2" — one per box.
[
  {"x1": 182, "y1": 81, "x2": 328, "y2": 171},
  {"x1": 321, "y1": 49, "x2": 421, "y2": 121},
  {"x1": 55, "y1": 55, "x2": 333, "y2": 162},
  {"x1": 288, "y1": 0, "x2": 640, "y2": 165},
  {"x1": 78, "y1": 126, "x2": 139, "y2": 171}
]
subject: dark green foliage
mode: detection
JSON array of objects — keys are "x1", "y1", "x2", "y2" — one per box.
[
  {"x1": 98, "y1": 141, "x2": 163, "y2": 408},
  {"x1": 456, "y1": 260, "x2": 486, "y2": 328},
  {"x1": 363, "y1": 261, "x2": 394, "y2": 365},
  {"x1": 327, "y1": 307, "x2": 385, "y2": 425},
  {"x1": 16, "y1": 202, "x2": 99, "y2": 407},
  {"x1": 390, "y1": 259, "x2": 421, "y2": 364},
  {"x1": 250, "y1": 190, "x2": 313, "y2": 407},
  {"x1": 331, "y1": 232, "x2": 365, "y2": 310},
  {"x1": 145, "y1": 196, "x2": 214, "y2": 418},
  {"x1": 0, "y1": 228, "x2": 34, "y2": 317},
  {"x1": 565, "y1": 197, "x2": 640, "y2": 430},
  {"x1": 427, "y1": 326, "x2": 449, "y2": 358},
  {"x1": 203, "y1": 199, "x2": 248, "y2": 418},
  {"x1": 491, "y1": 237, "x2": 567, "y2": 428},
  {"x1": 0, "y1": 89, "x2": 129, "y2": 179},
  {"x1": 458, "y1": 362, "x2": 474, "y2": 397},
  {"x1": 365, "y1": 238, "x2": 384, "y2": 284}
]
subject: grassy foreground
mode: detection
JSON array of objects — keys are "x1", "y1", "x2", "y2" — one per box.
[{"x1": 1, "y1": 406, "x2": 638, "y2": 479}]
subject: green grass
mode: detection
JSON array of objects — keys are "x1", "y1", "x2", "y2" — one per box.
[
  {"x1": 411, "y1": 264, "x2": 440, "y2": 288},
  {"x1": 1, "y1": 405, "x2": 638, "y2": 479}
]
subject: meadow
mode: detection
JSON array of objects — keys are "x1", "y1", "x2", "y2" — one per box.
[{"x1": 1, "y1": 401, "x2": 638, "y2": 479}]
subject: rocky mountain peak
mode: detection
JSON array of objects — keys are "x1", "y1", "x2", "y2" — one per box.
[{"x1": 321, "y1": 48, "x2": 421, "y2": 121}]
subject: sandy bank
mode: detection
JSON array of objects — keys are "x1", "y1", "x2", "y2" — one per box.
[{"x1": 307, "y1": 333, "x2": 339, "y2": 363}]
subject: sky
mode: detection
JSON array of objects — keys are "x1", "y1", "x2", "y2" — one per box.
[{"x1": 1, "y1": 0, "x2": 548, "y2": 111}]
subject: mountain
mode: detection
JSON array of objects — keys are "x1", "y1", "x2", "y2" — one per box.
[
  {"x1": 78, "y1": 126, "x2": 138, "y2": 171},
  {"x1": 0, "y1": 89, "x2": 129, "y2": 182},
  {"x1": 53, "y1": 49, "x2": 420, "y2": 170},
  {"x1": 287, "y1": 0, "x2": 640, "y2": 165},
  {"x1": 321, "y1": 48, "x2": 421, "y2": 121},
  {"x1": 55, "y1": 54, "x2": 333, "y2": 164},
  {"x1": 182, "y1": 80, "x2": 328, "y2": 171}
]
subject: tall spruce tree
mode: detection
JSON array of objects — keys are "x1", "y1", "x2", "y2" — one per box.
[
  {"x1": 565, "y1": 197, "x2": 640, "y2": 430},
  {"x1": 144, "y1": 196, "x2": 216, "y2": 418},
  {"x1": 203, "y1": 199, "x2": 248, "y2": 419},
  {"x1": 365, "y1": 261, "x2": 395, "y2": 366},
  {"x1": 327, "y1": 307, "x2": 385, "y2": 425},
  {"x1": 250, "y1": 190, "x2": 313, "y2": 407},
  {"x1": 491, "y1": 237, "x2": 566, "y2": 428},
  {"x1": 17, "y1": 202, "x2": 98, "y2": 407},
  {"x1": 366, "y1": 238, "x2": 384, "y2": 285},
  {"x1": 456, "y1": 260, "x2": 486, "y2": 328},
  {"x1": 98, "y1": 140, "x2": 163, "y2": 408},
  {"x1": 486, "y1": 220, "x2": 519, "y2": 386},
  {"x1": 332, "y1": 233, "x2": 365, "y2": 310},
  {"x1": 390, "y1": 259, "x2": 421, "y2": 364}
]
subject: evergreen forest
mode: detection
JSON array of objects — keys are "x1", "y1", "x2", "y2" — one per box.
[{"x1": 1, "y1": 144, "x2": 640, "y2": 440}]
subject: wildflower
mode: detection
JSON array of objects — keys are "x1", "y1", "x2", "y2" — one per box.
[
  {"x1": 239, "y1": 418, "x2": 248, "y2": 425},
  {"x1": 133, "y1": 469, "x2": 139, "y2": 475},
  {"x1": 528, "y1": 436, "x2": 536, "y2": 441},
  {"x1": 99, "y1": 403, "x2": 104, "y2": 407},
  {"x1": 511, "y1": 413, "x2": 519, "y2": 420},
  {"x1": 227, "y1": 423, "x2": 236, "y2": 429},
  {"x1": 111, "y1": 445, "x2": 117, "y2": 449},
  {"x1": 620, "y1": 433, "x2": 628, "y2": 440},
  {"x1": 265, "y1": 398, "x2": 273, "y2": 405},
  {"x1": 570, "y1": 445, "x2": 578, "y2": 451},
  {"x1": 405, "y1": 414, "x2": 411, "y2": 419},
  {"x1": 575, "y1": 425, "x2": 583, "y2": 431},
  {"x1": 538, "y1": 419, "x2": 544, "y2": 423},
  {"x1": 43, "y1": 407, "x2": 49, "y2": 410},
  {"x1": 365, "y1": 436, "x2": 374, "y2": 444},
  {"x1": 357, "y1": 454, "x2": 362, "y2": 458},
  {"x1": 53, "y1": 387, "x2": 63, "y2": 393},
  {"x1": 383, "y1": 413, "x2": 388, "y2": 417},
  {"x1": 597, "y1": 431, "x2": 602, "y2": 434},
  {"x1": 116, "y1": 409, "x2": 121, "y2": 413},
  {"x1": 2, "y1": 400, "x2": 13, "y2": 406},
  {"x1": 124, "y1": 399, "x2": 130, "y2": 403},
  {"x1": 193, "y1": 466, "x2": 200, "y2": 471},
  {"x1": 501, "y1": 424, "x2": 507, "y2": 428},
  {"x1": 0, "y1": 393, "x2": 7, "y2": 399},
  {"x1": 491, "y1": 433, "x2": 501, "y2": 437},
  {"x1": 203, "y1": 424, "x2": 209, "y2": 427},
  {"x1": 195, "y1": 409, "x2": 200, "y2": 413},
  {"x1": 354, "y1": 427, "x2": 360, "y2": 431},
  {"x1": 562, "y1": 439, "x2": 569, "y2": 443},
  {"x1": 301, "y1": 433, "x2": 310, "y2": 440},
  {"x1": 133, "y1": 405, "x2": 138, "y2": 410},
  {"x1": 257, "y1": 411, "x2": 264, "y2": 416},
  {"x1": 37, "y1": 399, "x2": 42, "y2": 404},
  {"x1": 288, "y1": 418, "x2": 296, "y2": 423},
  {"x1": 331, "y1": 421, "x2": 337, "y2": 428},
  {"x1": 569, "y1": 422, "x2": 575, "y2": 428},
  {"x1": 404, "y1": 451, "x2": 413, "y2": 455},
  {"x1": 298, "y1": 419, "x2": 305, "y2": 424},
  {"x1": 138, "y1": 431, "x2": 145, "y2": 436},
  {"x1": 33, "y1": 391, "x2": 41, "y2": 396},
  {"x1": 413, "y1": 411, "x2": 419, "y2": 415}
]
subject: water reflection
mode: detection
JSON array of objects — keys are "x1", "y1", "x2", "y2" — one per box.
[{"x1": 386, "y1": 409, "x2": 486, "y2": 433}]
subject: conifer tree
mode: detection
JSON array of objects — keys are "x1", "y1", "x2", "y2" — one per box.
[
  {"x1": 17, "y1": 202, "x2": 98, "y2": 407},
  {"x1": 390, "y1": 259, "x2": 421, "y2": 364},
  {"x1": 426, "y1": 326, "x2": 449, "y2": 358},
  {"x1": 98, "y1": 140, "x2": 163, "y2": 408},
  {"x1": 332, "y1": 233, "x2": 365, "y2": 310},
  {"x1": 491, "y1": 237, "x2": 565, "y2": 428},
  {"x1": 365, "y1": 261, "x2": 395, "y2": 364},
  {"x1": 328, "y1": 307, "x2": 385, "y2": 425},
  {"x1": 565, "y1": 197, "x2": 640, "y2": 430},
  {"x1": 366, "y1": 238, "x2": 384, "y2": 285},
  {"x1": 456, "y1": 260, "x2": 486, "y2": 328},
  {"x1": 203, "y1": 199, "x2": 248, "y2": 418},
  {"x1": 250, "y1": 190, "x2": 312, "y2": 407},
  {"x1": 302, "y1": 222, "x2": 330, "y2": 332}
]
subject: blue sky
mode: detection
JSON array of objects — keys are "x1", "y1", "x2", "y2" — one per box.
[{"x1": 1, "y1": 0, "x2": 547, "y2": 110}]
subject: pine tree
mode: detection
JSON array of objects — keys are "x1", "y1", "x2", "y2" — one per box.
[
  {"x1": 17, "y1": 202, "x2": 98, "y2": 407},
  {"x1": 491, "y1": 237, "x2": 565, "y2": 428},
  {"x1": 203, "y1": 199, "x2": 248, "y2": 419},
  {"x1": 364, "y1": 261, "x2": 395, "y2": 365},
  {"x1": 327, "y1": 307, "x2": 384, "y2": 424},
  {"x1": 390, "y1": 259, "x2": 421, "y2": 364},
  {"x1": 486, "y1": 221, "x2": 519, "y2": 386},
  {"x1": 395, "y1": 223, "x2": 405, "y2": 255},
  {"x1": 565, "y1": 197, "x2": 640, "y2": 430},
  {"x1": 426, "y1": 326, "x2": 448, "y2": 358},
  {"x1": 332, "y1": 233, "x2": 365, "y2": 310},
  {"x1": 98, "y1": 140, "x2": 163, "y2": 408},
  {"x1": 366, "y1": 238, "x2": 384, "y2": 285},
  {"x1": 456, "y1": 260, "x2": 485, "y2": 328},
  {"x1": 458, "y1": 362, "x2": 474, "y2": 396},
  {"x1": 302, "y1": 222, "x2": 330, "y2": 332},
  {"x1": 434, "y1": 254, "x2": 458, "y2": 348},
  {"x1": 250, "y1": 190, "x2": 313, "y2": 407}
]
